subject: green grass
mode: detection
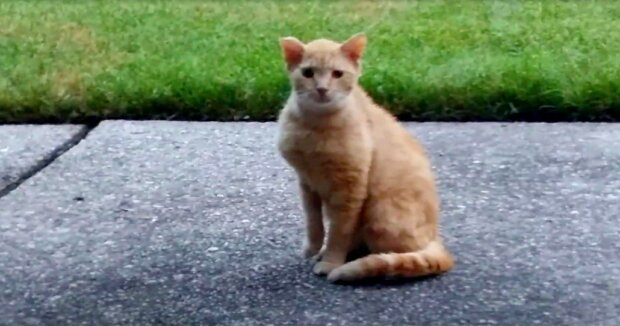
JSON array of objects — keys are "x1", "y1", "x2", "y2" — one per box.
[{"x1": 1, "y1": 0, "x2": 620, "y2": 123}]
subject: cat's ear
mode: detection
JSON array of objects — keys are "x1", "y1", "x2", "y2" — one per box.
[
  {"x1": 280, "y1": 36, "x2": 305, "y2": 69},
  {"x1": 341, "y1": 33, "x2": 367, "y2": 64}
]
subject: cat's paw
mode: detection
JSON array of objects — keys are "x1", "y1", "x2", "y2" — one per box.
[{"x1": 313, "y1": 261, "x2": 341, "y2": 276}]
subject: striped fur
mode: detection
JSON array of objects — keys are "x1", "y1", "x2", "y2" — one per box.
[{"x1": 327, "y1": 241, "x2": 454, "y2": 282}]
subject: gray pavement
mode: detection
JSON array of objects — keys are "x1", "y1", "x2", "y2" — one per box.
[
  {"x1": 0, "y1": 125, "x2": 87, "y2": 195},
  {"x1": 1, "y1": 121, "x2": 619, "y2": 325}
]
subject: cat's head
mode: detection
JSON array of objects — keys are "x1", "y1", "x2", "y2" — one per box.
[{"x1": 279, "y1": 33, "x2": 367, "y2": 113}]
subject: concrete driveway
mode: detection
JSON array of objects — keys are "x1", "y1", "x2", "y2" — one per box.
[{"x1": 1, "y1": 121, "x2": 619, "y2": 325}]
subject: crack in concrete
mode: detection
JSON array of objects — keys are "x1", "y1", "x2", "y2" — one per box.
[{"x1": 0, "y1": 123, "x2": 98, "y2": 198}]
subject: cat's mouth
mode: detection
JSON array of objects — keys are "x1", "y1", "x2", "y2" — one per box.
[
  {"x1": 315, "y1": 95, "x2": 331, "y2": 103},
  {"x1": 296, "y1": 90, "x2": 339, "y2": 107},
  {"x1": 313, "y1": 92, "x2": 332, "y2": 103}
]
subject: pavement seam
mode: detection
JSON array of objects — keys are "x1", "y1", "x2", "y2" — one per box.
[{"x1": 0, "y1": 123, "x2": 98, "y2": 198}]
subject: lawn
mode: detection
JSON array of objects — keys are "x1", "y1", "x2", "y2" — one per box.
[{"x1": 1, "y1": 0, "x2": 620, "y2": 123}]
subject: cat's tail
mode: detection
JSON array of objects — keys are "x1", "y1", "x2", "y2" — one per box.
[{"x1": 326, "y1": 241, "x2": 454, "y2": 282}]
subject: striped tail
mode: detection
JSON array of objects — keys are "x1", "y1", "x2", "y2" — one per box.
[{"x1": 326, "y1": 241, "x2": 454, "y2": 282}]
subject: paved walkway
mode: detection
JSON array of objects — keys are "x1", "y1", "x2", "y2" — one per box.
[{"x1": 1, "y1": 121, "x2": 619, "y2": 325}]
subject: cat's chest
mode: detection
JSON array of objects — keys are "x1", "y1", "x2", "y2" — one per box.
[
  {"x1": 279, "y1": 129, "x2": 332, "y2": 164},
  {"x1": 278, "y1": 124, "x2": 371, "y2": 192}
]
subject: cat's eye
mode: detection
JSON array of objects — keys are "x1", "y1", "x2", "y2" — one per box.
[
  {"x1": 301, "y1": 68, "x2": 314, "y2": 78},
  {"x1": 332, "y1": 70, "x2": 344, "y2": 79}
]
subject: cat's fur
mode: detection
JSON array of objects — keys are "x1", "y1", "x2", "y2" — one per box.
[{"x1": 276, "y1": 33, "x2": 454, "y2": 282}]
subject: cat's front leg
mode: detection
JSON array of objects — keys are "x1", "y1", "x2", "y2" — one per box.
[
  {"x1": 300, "y1": 181, "x2": 325, "y2": 259},
  {"x1": 313, "y1": 198, "x2": 364, "y2": 275}
]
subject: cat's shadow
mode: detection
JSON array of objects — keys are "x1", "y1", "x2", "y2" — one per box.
[{"x1": 328, "y1": 274, "x2": 440, "y2": 288}]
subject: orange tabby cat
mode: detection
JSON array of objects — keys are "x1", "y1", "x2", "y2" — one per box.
[{"x1": 276, "y1": 33, "x2": 454, "y2": 282}]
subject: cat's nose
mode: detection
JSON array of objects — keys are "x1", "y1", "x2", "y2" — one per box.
[{"x1": 316, "y1": 87, "x2": 328, "y2": 96}]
